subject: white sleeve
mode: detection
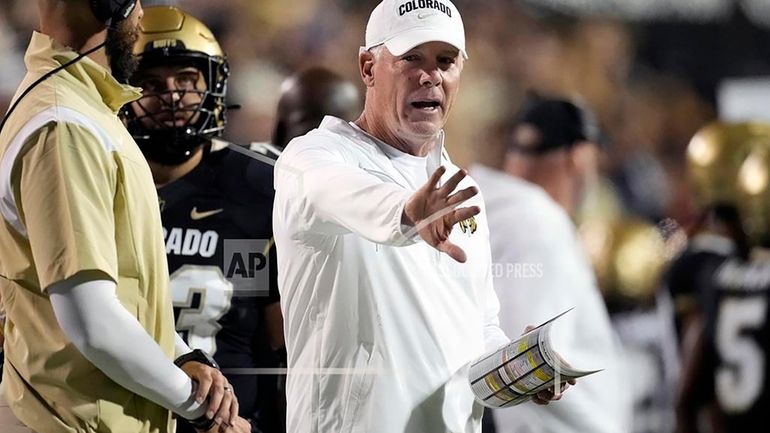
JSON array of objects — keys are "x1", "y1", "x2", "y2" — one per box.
[
  {"x1": 479, "y1": 215, "x2": 510, "y2": 352},
  {"x1": 481, "y1": 260, "x2": 510, "y2": 353},
  {"x1": 174, "y1": 332, "x2": 193, "y2": 359},
  {"x1": 48, "y1": 276, "x2": 205, "y2": 420},
  {"x1": 275, "y1": 139, "x2": 417, "y2": 245},
  {"x1": 493, "y1": 215, "x2": 579, "y2": 353}
]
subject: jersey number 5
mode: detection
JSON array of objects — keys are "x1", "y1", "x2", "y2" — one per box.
[
  {"x1": 170, "y1": 265, "x2": 234, "y2": 355},
  {"x1": 715, "y1": 296, "x2": 768, "y2": 413}
]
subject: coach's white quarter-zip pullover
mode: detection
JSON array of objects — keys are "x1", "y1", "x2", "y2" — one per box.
[{"x1": 274, "y1": 116, "x2": 509, "y2": 433}]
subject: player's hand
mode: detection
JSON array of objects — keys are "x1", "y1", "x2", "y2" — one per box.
[
  {"x1": 403, "y1": 166, "x2": 480, "y2": 263},
  {"x1": 181, "y1": 362, "x2": 239, "y2": 427},
  {"x1": 521, "y1": 325, "x2": 577, "y2": 405}
]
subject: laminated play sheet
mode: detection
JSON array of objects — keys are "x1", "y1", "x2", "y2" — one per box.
[{"x1": 469, "y1": 309, "x2": 600, "y2": 408}]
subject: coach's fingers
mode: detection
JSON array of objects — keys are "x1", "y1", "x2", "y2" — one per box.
[
  {"x1": 534, "y1": 388, "x2": 562, "y2": 404},
  {"x1": 446, "y1": 186, "x2": 478, "y2": 207},
  {"x1": 534, "y1": 380, "x2": 572, "y2": 404},
  {"x1": 205, "y1": 374, "x2": 227, "y2": 419},
  {"x1": 439, "y1": 241, "x2": 467, "y2": 263},
  {"x1": 439, "y1": 168, "x2": 467, "y2": 196},
  {"x1": 531, "y1": 393, "x2": 550, "y2": 405},
  {"x1": 554, "y1": 381, "x2": 571, "y2": 396},
  {"x1": 425, "y1": 166, "x2": 446, "y2": 191},
  {"x1": 449, "y1": 206, "x2": 480, "y2": 227},
  {"x1": 228, "y1": 387, "x2": 239, "y2": 426},
  {"x1": 180, "y1": 361, "x2": 216, "y2": 404},
  {"x1": 213, "y1": 384, "x2": 234, "y2": 427},
  {"x1": 227, "y1": 417, "x2": 251, "y2": 433}
]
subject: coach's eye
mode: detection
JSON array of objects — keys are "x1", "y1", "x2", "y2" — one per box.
[
  {"x1": 439, "y1": 56, "x2": 456, "y2": 65},
  {"x1": 402, "y1": 54, "x2": 420, "y2": 62}
]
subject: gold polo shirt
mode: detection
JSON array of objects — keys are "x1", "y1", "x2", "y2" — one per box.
[{"x1": 0, "y1": 32, "x2": 176, "y2": 433}]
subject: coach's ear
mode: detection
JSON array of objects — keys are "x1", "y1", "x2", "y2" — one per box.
[{"x1": 359, "y1": 47, "x2": 376, "y2": 88}]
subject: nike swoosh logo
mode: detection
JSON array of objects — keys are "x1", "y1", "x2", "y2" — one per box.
[
  {"x1": 418, "y1": 12, "x2": 438, "y2": 19},
  {"x1": 190, "y1": 207, "x2": 224, "y2": 220}
]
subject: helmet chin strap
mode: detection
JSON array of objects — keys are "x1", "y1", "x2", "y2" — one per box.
[{"x1": 135, "y1": 127, "x2": 206, "y2": 166}]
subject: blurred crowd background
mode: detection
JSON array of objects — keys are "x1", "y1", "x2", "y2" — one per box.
[
  {"x1": 4, "y1": 0, "x2": 770, "y2": 228},
  {"x1": 3, "y1": 1, "x2": 770, "y2": 432}
]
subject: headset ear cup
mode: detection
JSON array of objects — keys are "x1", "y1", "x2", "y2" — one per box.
[
  {"x1": 89, "y1": 0, "x2": 111, "y2": 22},
  {"x1": 89, "y1": 0, "x2": 136, "y2": 23}
]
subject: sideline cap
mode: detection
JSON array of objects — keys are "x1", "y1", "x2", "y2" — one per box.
[
  {"x1": 365, "y1": 0, "x2": 467, "y2": 59},
  {"x1": 509, "y1": 93, "x2": 605, "y2": 154}
]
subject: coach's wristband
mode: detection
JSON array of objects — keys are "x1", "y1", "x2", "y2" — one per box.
[{"x1": 174, "y1": 348, "x2": 220, "y2": 370}]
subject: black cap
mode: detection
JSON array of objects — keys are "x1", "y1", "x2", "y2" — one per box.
[{"x1": 508, "y1": 93, "x2": 604, "y2": 154}]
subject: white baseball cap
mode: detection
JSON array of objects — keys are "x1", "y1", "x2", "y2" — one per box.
[{"x1": 365, "y1": 0, "x2": 467, "y2": 59}]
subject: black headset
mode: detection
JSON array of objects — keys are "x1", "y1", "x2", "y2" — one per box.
[
  {"x1": 89, "y1": 0, "x2": 138, "y2": 24},
  {"x1": 0, "y1": 0, "x2": 138, "y2": 135}
]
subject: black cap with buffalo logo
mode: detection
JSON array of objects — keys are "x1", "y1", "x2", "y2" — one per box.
[{"x1": 508, "y1": 92, "x2": 605, "y2": 155}]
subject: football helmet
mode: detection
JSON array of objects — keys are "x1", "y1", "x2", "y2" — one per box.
[
  {"x1": 124, "y1": 6, "x2": 230, "y2": 165},
  {"x1": 687, "y1": 122, "x2": 770, "y2": 246},
  {"x1": 581, "y1": 218, "x2": 668, "y2": 307},
  {"x1": 686, "y1": 122, "x2": 770, "y2": 209},
  {"x1": 738, "y1": 141, "x2": 770, "y2": 246}
]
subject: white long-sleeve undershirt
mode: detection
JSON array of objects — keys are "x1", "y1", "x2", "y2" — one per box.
[{"x1": 48, "y1": 275, "x2": 205, "y2": 420}]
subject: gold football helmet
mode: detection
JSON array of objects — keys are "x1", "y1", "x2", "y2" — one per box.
[
  {"x1": 686, "y1": 122, "x2": 770, "y2": 209},
  {"x1": 124, "y1": 6, "x2": 230, "y2": 165},
  {"x1": 738, "y1": 142, "x2": 770, "y2": 246},
  {"x1": 581, "y1": 218, "x2": 669, "y2": 306}
]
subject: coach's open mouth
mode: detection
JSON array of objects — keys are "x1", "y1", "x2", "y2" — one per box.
[{"x1": 410, "y1": 100, "x2": 441, "y2": 111}]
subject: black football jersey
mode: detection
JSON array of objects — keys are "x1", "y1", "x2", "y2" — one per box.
[
  {"x1": 664, "y1": 234, "x2": 736, "y2": 340},
  {"x1": 701, "y1": 255, "x2": 770, "y2": 432},
  {"x1": 158, "y1": 146, "x2": 281, "y2": 432},
  {"x1": 666, "y1": 235, "x2": 770, "y2": 431}
]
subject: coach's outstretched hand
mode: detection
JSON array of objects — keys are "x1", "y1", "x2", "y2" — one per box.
[{"x1": 403, "y1": 166, "x2": 480, "y2": 263}]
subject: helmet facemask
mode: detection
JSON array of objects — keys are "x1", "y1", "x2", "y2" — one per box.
[{"x1": 125, "y1": 50, "x2": 229, "y2": 165}]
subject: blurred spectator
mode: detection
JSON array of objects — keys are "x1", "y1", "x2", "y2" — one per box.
[
  {"x1": 471, "y1": 94, "x2": 632, "y2": 433},
  {"x1": 0, "y1": 9, "x2": 26, "y2": 112}
]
